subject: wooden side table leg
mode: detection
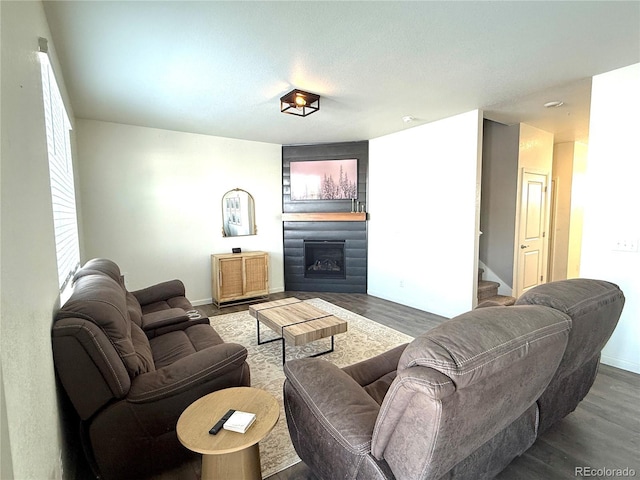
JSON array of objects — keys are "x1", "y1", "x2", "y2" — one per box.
[{"x1": 201, "y1": 443, "x2": 262, "y2": 480}]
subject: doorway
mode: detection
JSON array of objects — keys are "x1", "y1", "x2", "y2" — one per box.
[{"x1": 514, "y1": 170, "x2": 549, "y2": 296}]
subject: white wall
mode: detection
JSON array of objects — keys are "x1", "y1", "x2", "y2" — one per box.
[
  {"x1": 513, "y1": 123, "x2": 554, "y2": 296},
  {"x1": 567, "y1": 142, "x2": 587, "y2": 279},
  {"x1": 76, "y1": 120, "x2": 284, "y2": 303},
  {"x1": 480, "y1": 120, "x2": 520, "y2": 290},
  {"x1": 0, "y1": 1, "x2": 71, "y2": 478},
  {"x1": 581, "y1": 63, "x2": 640, "y2": 373},
  {"x1": 368, "y1": 110, "x2": 483, "y2": 318},
  {"x1": 550, "y1": 141, "x2": 587, "y2": 281}
]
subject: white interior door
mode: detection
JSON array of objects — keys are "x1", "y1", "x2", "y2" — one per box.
[{"x1": 515, "y1": 171, "x2": 549, "y2": 296}]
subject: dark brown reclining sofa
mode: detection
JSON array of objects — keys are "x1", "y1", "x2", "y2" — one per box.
[
  {"x1": 52, "y1": 258, "x2": 250, "y2": 479},
  {"x1": 283, "y1": 279, "x2": 624, "y2": 480}
]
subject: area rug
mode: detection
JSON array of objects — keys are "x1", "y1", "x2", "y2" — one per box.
[{"x1": 209, "y1": 298, "x2": 414, "y2": 479}]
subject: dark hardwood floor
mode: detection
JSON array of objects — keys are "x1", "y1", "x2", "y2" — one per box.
[
  {"x1": 140, "y1": 292, "x2": 639, "y2": 480},
  {"x1": 198, "y1": 291, "x2": 449, "y2": 338}
]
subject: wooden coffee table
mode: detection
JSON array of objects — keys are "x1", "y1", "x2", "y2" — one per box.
[
  {"x1": 249, "y1": 298, "x2": 348, "y2": 364},
  {"x1": 176, "y1": 387, "x2": 279, "y2": 480}
]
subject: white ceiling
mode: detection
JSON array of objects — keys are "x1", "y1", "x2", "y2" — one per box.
[{"x1": 43, "y1": 1, "x2": 640, "y2": 146}]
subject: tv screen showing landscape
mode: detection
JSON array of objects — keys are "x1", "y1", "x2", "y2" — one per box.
[{"x1": 290, "y1": 159, "x2": 358, "y2": 200}]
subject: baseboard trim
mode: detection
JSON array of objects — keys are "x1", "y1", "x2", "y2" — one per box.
[
  {"x1": 601, "y1": 355, "x2": 640, "y2": 374},
  {"x1": 192, "y1": 298, "x2": 213, "y2": 306},
  {"x1": 192, "y1": 286, "x2": 284, "y2": 307}
]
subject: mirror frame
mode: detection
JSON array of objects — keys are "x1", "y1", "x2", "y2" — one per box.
[{"x1": 221, "y1": 188, "x2": 257, "y2": 237}]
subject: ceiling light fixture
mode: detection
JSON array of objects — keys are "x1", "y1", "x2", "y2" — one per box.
[
  {"x1": 402, "y1": 115, "x2": 415, "y2": 123},
  {"x1": 544, "y1": 101, "x2": 564, "y2": 108},
  {"x1": 280, "y1": 89, "x2": 320, "y2": 117}
]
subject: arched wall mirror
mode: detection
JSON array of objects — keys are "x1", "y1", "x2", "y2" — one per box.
[{"x1": 222, "y1": 188, "x2": 257, "y2": 237}]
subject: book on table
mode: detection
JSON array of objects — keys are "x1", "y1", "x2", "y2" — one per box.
[{"x1": 223, "y1": 411, "x2": 256, "y2": 433}]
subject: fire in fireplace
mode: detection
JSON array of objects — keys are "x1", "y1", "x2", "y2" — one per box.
[{"x1": 304, "y1": 240, "x2": 346, "y2": 279}]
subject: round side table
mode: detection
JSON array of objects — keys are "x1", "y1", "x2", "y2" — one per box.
[{"x1": 177, "y1": 387, "x2": 279, "y2": 480}]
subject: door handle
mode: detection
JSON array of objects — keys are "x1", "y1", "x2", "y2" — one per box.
[{"x1": 521, "y1": 244, "x2": 530, "y2": 249}]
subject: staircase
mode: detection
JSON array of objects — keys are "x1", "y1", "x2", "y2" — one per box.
[{"x1": 477, "y1": 269, "x2": 516, "y2": 307}]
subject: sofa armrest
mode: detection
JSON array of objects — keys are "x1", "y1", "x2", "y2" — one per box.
[
  {"x1": 142, "y1": 308, "x2": 189, "y2": 332},
  {"x1": 284, "y1": 357, "x2": 380, "y2": 453},
  {"x1": 342, "y1": 343, "x2": 408, "y2": 387},
  {"x1": 127, "y1": 343, "x2": 248, "y2": 402},
  {"x1": 131, "y1": 279, "x2": 186, "y2": 306},
  {"x1": 140, "y1": 308, "x2": 210, "y2": 338}
]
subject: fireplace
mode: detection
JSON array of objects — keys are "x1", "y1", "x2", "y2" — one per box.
[
  {"x1": 283, "y1": 224, "x2": 367, "y2": 293},
  {"x1": 282, "y1": 141, "x2": 368, "y2": 293},
  {"x1": 304, "y1": 240, "x2": 346, "y2": 279}
]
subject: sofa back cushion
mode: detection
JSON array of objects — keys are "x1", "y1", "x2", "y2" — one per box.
[
  {"x1": 372, "y1": 305, "x2": 571, "y2": 480},
  {"x1": 126, "y1": 291, "x2": 144, "y2": 327},
  {"x1": 52, "y1": 317, "x2": 132, "y2": 419},
  {"x1": 515, "y1": 278, "x2": 624, "y2": 379},
  {"x1": 515, "y1": 278, "x2": 624, "y2": 433},
  {"x1": 57, "y1": 274, "x2": 153, "y2": 377},
  {"x1": 73, "y1": 258, "x2": 122, "y2": 284},
  {"x1": 397, "y1": 305, "x2": 571, "y2": 389}
]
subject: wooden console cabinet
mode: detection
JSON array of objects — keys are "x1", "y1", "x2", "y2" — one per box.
[{"x1": 211, "y1": 251, "x2": 269, "y2": 307}]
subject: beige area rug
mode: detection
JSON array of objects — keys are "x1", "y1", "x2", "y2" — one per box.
[{"x1": 209, "y1": 298, "x2": 414, "y2": 479}]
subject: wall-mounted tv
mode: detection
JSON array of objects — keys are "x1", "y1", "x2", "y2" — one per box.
[{"x1": 290, "y1": 158, "x2": 358, "y2": 200}]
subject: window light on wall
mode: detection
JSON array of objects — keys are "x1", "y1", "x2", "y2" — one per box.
[{"x1": 38, "y1": 37, "x2": 81, "y2": 291}]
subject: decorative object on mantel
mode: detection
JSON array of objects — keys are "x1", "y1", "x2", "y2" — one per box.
[
  {"x1": 351, "y1": 199, "x2": 365, "y2": 213},
  {"x1": 280, "y1": 89, "x2": 320, "y2": 117}
]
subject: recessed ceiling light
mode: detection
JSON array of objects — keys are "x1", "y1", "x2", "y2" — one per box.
[
  {"x1": 402, "y1": 115, "x2": 415, "y2": 123},
  {"x1": 544, "y1": 101, "x2": 564, "y2": 108}
]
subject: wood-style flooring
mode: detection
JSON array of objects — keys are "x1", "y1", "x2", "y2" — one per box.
[{"x1": 108, "y1": 291, "x2": 639, "y2": 480}]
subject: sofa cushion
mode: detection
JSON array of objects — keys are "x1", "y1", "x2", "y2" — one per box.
[
  {"x1": 131, "y1": 323, "x2": 155, "y2": 374},
  {"x1": 141, "y1": 297, "x2": 193, "y2": 314},
  {"x1": 150, "y1": 324, "x2": 224, "y2": 369},
  {"x1": 132, "y1": 279, "x2": 186, "y2": 307},
  {"x1": 73, "y1": 258, "x2": 122, "y2": 284},
  {"x1": 515, "y1": 278, "x2": 624, "y2": 378},
  {"x1": 126, "y1": 292, "x2": 143, "y2": 327},
  {"x1": 515, "y1": 278, "x2": 625, "y2": 434},
  {"x1": 398, "y1": 305, "x2": 572, "y2": 389},
  {"x1": 57, "y1": 274, "x2": 145, "y2": 378},
  {"x1": 342, "y1": 343, "x2": 408, "y2": 405}
]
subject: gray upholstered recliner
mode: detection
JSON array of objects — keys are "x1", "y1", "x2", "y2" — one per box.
[
  {"x1": 52, "y1": 259, "x2": 251, "y2": 479},
  {"x1": 283, "y1": 279, "x2": 624, "y2": 480},
  {"x1": 514, "y1": 279, "x2": 624, "y2": 434}
]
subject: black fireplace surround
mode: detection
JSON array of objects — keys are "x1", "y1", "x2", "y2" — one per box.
[{"x1": 282, "y1": 141, "x2": 368, "y2": 293}]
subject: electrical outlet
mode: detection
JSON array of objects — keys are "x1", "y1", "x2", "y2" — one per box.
[{"x1": 612, "y1": 238, "x2": 639, "y2": 252}]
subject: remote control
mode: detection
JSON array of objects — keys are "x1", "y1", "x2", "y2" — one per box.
[{"x1": 209, "y1": 409, "x2": 235, "y2": 435}]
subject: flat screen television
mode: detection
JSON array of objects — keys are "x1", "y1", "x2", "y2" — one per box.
[{"x1": 289, "y1": 159, "x2": 357, "y2": 200}]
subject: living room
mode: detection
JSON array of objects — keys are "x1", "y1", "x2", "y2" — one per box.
[{"x1": 2, "y1": 1, "x2": 639, "y2": 479}]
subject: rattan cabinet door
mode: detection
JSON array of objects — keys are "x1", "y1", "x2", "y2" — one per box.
[
  {"x1": 218, "y1": 257, "x2": 244, "y2": 300},
  {"x1": 244, "y1": 254, "x2": 269, "y2": 297}
]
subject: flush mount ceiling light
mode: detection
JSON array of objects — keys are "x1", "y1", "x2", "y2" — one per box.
[{"x1": 280, "y1": 89, "x2": 320, "y2": 117}]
